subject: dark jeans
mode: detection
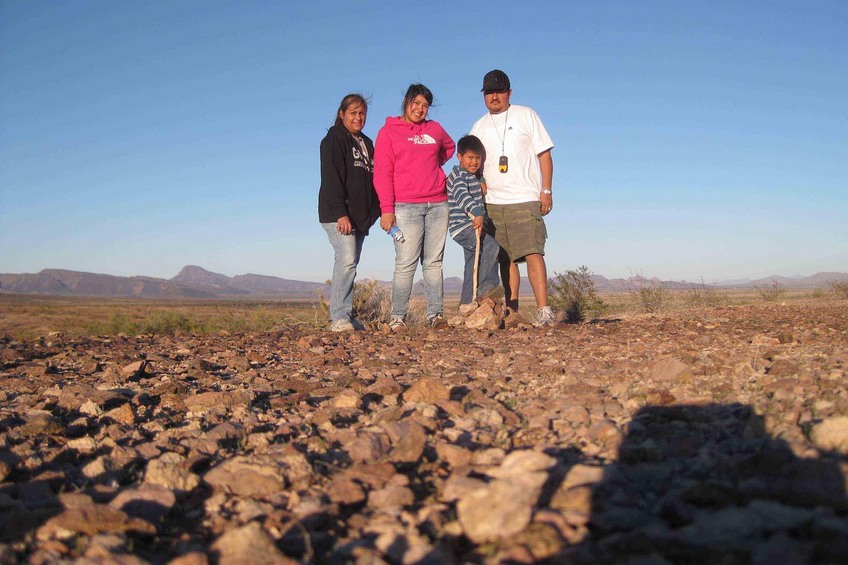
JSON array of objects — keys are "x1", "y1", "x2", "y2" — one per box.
[{"x1": 451, "y1": 223, "x2": 501, "y2": 304}]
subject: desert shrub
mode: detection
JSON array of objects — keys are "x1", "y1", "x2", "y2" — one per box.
[
  {"x1": 218, "y1": 306, "x2": 293, "y2": 333},
  {"x1": 547, "y1": 266, "x2": 606, "y2": 322},
  {"x1": 352, "y1": 279, "x2": 393, "y2": 326},
  {"x1": 84, "y1": 311, "x2": 203, "y2": 336},
  {"x1": 757, "y1": 280, "x2": 787, "y2": 302},
  {"x1": 628, "y1": 275, "x2": 674, "y2": 313},
  {"x1": 830, "y1": 280, "x2": 848, "y2": 300},
  {"x1": 317, "y1": 280, "x2": 332, "y2": 319},
  {"x1": 683, "y1": 278, "x2": 728, "y2": 308},
  {"x1": 141, "y1": 312, "x2": 208, "y2": 335},
  {"x1": 85, "y1": 311, "x2": 140, "y2": 336},
  {"x1": 318, "y1": 279, "x2": 394, "y2": 328}
]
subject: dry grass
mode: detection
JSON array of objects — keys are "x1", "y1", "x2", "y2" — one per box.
[
  {"x1": 1, "y1": 284, "x2": 837, "y2": 339},
  {"x1": 0, "y1": 295, "x2": 324, "y2": 339},
  {"x1": 831, "y1": 280, "x2": 848, "y2": 300}
]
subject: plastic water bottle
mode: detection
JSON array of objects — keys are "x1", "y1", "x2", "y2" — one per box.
[{"x1": 388, "y1": 226, "x2": 405, "y2": 243}]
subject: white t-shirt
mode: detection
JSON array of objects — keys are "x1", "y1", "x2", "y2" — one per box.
[{"x1": 470, "y1": 104, "x2": 554, "y2": 205}]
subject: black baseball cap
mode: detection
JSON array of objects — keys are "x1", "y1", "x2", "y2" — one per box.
[{"x1": 481, "y1": 69, "x2": 510, "y2": 93}]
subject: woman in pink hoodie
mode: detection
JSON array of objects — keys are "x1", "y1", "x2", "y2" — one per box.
[{"x1": 374, "y1": 84, "x2": 456, "y2": 330}]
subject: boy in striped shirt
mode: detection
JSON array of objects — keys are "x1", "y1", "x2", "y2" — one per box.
[{"x1": 446, "y1": 135, "x2": 502, "y2": 305}]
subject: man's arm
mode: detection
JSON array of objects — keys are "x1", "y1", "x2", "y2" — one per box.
[{"x1": 538, "y1": 149, "x2": 553, "y2": 216}]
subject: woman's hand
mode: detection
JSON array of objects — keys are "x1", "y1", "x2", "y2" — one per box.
[
  {"x1": 380, "y1": 213, "x2": 396, "y2": 233},
  {"x1": 336, "y1": 216, "x2": 353, "y2": 235}
]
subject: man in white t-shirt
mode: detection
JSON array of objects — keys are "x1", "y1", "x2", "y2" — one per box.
[{"x1": 470, "y1": 69, "x2": 555, "y2": 327}]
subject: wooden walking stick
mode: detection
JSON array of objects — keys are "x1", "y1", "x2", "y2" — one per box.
[
  {"x1": 472, "y1": 225, "x2": 481, "y2": 301},
  {"x1": 467, "y1": 212, "x2": 483, "y2": 301}
]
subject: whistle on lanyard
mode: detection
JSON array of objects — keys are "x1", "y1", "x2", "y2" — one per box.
[{"x1": 498, "y1": 155, "x2": 508, "y2": 173}]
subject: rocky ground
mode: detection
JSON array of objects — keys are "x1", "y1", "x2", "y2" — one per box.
[{"x1": 1, "y1": 301, "x2": 847, "y2": 564}]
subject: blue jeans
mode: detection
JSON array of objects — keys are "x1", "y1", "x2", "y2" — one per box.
[
  {"x1": 322, "y1": 222, "x2": 365, "y2": 322},
  {"x1": 392, "y1": 202, "x2": 448, "y2": 320},
  {"x1": 452, "y1": 223, "x2": 501, "y2": 304}
]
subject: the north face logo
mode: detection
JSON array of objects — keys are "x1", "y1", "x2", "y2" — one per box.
[{"x1": 407, "y1": 134, "x2": 436, "y2": 145}]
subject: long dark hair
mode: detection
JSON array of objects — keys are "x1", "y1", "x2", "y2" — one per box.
[
  {"x1": 334, "y1": 93, "x2": 369, "y2": 127},
  {"x1": 401, "y1": 83, "x2": 433, "y2": 115}
]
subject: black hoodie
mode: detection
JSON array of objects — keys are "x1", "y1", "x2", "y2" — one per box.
[{"x1": 318, "y1": 124, "x2": 380, "y2": 235}]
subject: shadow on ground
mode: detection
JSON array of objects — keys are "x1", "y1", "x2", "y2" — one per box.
[{"x1": 569, "y1": 403, "x2": 848, "y2": 564}]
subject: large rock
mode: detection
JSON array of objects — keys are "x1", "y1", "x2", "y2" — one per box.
[
  {"x1": 36, "y1": 504, "x2": 156, "y2": 540},
  {"x1": 144, "y1": 452, "x2": 201, "y2": 493},
  {"x1": 457, "y1": 480, "x2": 535, "y2": 543},
  {"x1": 120, "y1": 360, "x2": 149, "y2": 380},
  {"x1": 338, "y1": 429, "x2": 392, "y2": 464},
  {"x1": 649, "y1": 357, "x2": 691, "y2": 382},
  {"x1": 403, "y1": 377, "x2": 450, "y2": 404},
  {"x1": 810, "y1": 417, "x2": 848, "y2": 453},
  {"x1": 383, "y1": 421, "x2": 427, "y2": 464},
  {"x1": 456, "y1": 449, "x2": 557, "y2": 542},
  {"x1": 108, "y1": 484, "x2": 176, "y2": 525},
  {"x1": 204, "y1": 449, "x2": 312, "y2": 497},
  {"x1": 17, "y1": 411, "x2": 64, "y2": 437},
  {"x1": 184, "y1": 390, "x2": 253, "y2": 414},
  {"x1": 327, "y1": 477, "x2": 366, "y2": 506},
  {"x1": 465, "y1": 303, "x2": 502, "y2": 330},
  {"x1": 330, "y1": 389, "x2": 362, "y2": 410},
  {"x1": 211, "y1": 522, "x2": 295, "y2": 565}
]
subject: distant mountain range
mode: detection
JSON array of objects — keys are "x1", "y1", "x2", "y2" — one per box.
[
  {"x1": 0, "y1": 266, "x2": 329, "y2": 299},
  {"x1": 0, "y1": 266, "x2": 846, "y2": 299}
]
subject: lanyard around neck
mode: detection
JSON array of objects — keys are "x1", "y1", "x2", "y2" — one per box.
[{"x1": 488, "y1": 107, "x2": 509, "y2": 156}]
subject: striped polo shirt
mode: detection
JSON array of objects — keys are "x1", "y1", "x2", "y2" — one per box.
[{"x1": 446, "y1": 165, "x2": 487, "y2": 238}]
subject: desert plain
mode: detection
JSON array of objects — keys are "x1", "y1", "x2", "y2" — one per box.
[{"x1": 1, "y1": 291, "x2": 847, "y2": 564}]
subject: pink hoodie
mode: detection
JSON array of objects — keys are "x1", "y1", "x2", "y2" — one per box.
[{"x1": 373, "y1": 116, "x2": 456, "y2": 214}]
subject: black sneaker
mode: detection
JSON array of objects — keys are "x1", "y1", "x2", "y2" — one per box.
[{"x1": 429, "y1": 313, "x2": 447, "y2": 329}]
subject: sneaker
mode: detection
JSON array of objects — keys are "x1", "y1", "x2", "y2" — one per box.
[
  {"x1": 429, "y1": 313, "x2": 447, "y2": 329},
  {"x1": 330, "y1": 319, "x2": 355, "y2": 332},
  {"x1": 350, "y1": 317, "x2": 366, "y2": 331},
  {"x1": 533, "y1": 306, "x2": 555, "y2": 327},
  {"x1": 389, "y1": 318, "x2": 407, "y2": 332}
]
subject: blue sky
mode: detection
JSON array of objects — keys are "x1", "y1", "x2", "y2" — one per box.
[{"x1": 2, "y1": 0, "x2": 846, "y2": 284}]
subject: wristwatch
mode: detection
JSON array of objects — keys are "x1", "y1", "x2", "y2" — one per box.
[{"x1": 541, "y1": 189, "x2": 552, "y2": 195}]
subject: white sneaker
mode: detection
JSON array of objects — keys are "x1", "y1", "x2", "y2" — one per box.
[
  {"x1": 330, "y1": 319, "x2": 355, "y2": 332},
  {"x1": 389, "y1": 318, "x2": 407, "y2": 332},
  {"x1": 533, "y1": 306, "x2": 555, "y2": 327}
]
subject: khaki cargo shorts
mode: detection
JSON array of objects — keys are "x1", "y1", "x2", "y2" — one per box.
[{"x1": 486, "y1": 201, "x2": 547, "y2": 263}]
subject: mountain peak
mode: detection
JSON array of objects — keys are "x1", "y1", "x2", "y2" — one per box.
[{"x1": 171, "y1": 265, "x2": 231, "y2": 288}]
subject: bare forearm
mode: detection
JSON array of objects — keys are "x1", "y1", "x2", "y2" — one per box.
[{"x1": 539, "y1": 150, "x2": 553, "y2": 190}]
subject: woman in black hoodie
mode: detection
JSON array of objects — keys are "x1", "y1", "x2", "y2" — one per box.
[{"x1": 318, "y1": 93, "x2": 381, "y2": 332}]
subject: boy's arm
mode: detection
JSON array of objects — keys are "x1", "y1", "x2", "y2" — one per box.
[{"x1": 450, "y1": 173, "x2": 485, "y2": 219}]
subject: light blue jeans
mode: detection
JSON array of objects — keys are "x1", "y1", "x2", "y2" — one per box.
[
  {"x1": 452, "y1": 222, "x2": 501, "y2": 305},
  {"x1": 392, "y1": 202, "x2": 448, "y2": 321},
  {"x1": 322, "y1": 222, "x2": 365, "y2": 323}
]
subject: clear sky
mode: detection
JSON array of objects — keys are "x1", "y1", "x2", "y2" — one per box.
[{"x1": 2, "y1": 0, "x2": 846, "y2": 284}]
